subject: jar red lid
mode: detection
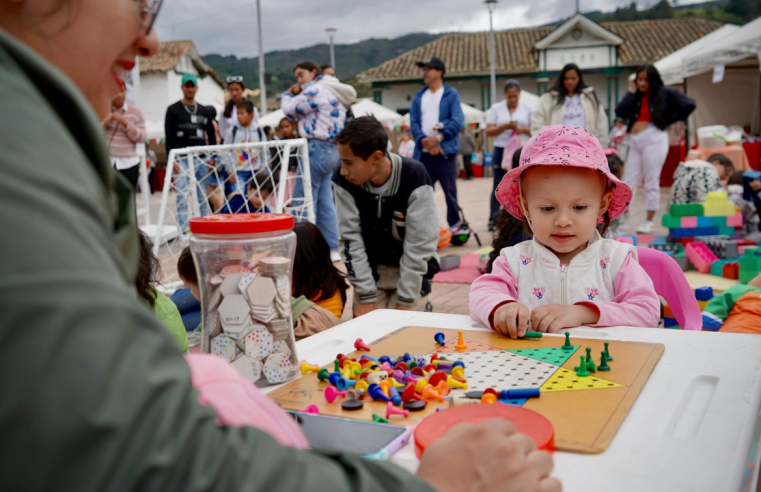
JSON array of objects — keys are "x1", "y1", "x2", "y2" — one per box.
[{"x1": 189, "y1": 213, "x2": 294, "y2": 235}]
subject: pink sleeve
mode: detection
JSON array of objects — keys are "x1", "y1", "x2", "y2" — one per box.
[
  {"x1": 576, "y1": 253, "x2": 661, "y2": 328},
  {"x1": 125, "y1": 107, "x2": 146, "y2": 144},
  {"x1": 469, "y1": 254, "x2": 519, "y2": 330},
  {"x1": 184, "y1": 354, "x2": 308, "y2": 449}
]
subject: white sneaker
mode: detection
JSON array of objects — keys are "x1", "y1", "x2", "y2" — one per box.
[
  {"x1": 636, "y1": 220, "x2": 655, "y2": 234},
  {"x1": 330, "y1": 249, "x2": 341, "y2": 263}
]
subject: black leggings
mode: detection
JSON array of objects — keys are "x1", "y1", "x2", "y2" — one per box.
[{"x1": 117, "y1": 164, "x2": 140, "y2": 190}]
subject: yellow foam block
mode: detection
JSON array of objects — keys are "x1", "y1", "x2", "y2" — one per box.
[{"x1": 704, "y1": 191, "x2": 738, "y2": 217}]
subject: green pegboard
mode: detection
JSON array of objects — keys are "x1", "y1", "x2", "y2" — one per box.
[{"x1": 507, "y1": 346, "x2": 580, "y2": 367}]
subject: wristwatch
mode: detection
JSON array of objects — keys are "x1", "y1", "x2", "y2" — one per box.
[{"x1": 436, "y1": 134, "x2": 443, "y2": 142}]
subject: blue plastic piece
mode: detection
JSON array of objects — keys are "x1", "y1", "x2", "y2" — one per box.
[
  {"x1": 403, "y1": 352, "x2": 412, "y2": 362},
  {"x1": 663, "y1": 317, "x2": 679, "y2": 328},
  {"x1": 702, "y1": 313, "x2": 722, "y2": 331},
  {"x1": 452, "y1": 361, "x2": 465, "y2": 369},
  {"x1": 669, "y1": 226, "x2": 719, "y2": 238},
  {"x1": 389, "y1": 386, "x2": 402, "y2": 406},
  {"x1": 500, "y1": 388, "x2": 540, "y2": 399},
  {"x1": 335, "y1": 377, "x2": 356, "y2": 391},
  {"x1": 434, "y1": 332, "x2": 446, "y2": 346},
  {"x1": 360, "y1": 355, "x2": 378, "y2": 362},
  {"x1": 368, "y1": 383, "x2": 390, "y2": 402},
  {"x1": 328, "y1": 372, "x2": 342, "y2": 386},
  {"x1": 650, "y1": 235, "x2": 668, "y2": 245},
  {"x1": 695, "y1": 286, "x2": 714, "y2": 301},
  {"x1": 378, "y1": 356, "x2": 391, "y2": 365},
  {"x1": 742, "y1": 171, "x2": 761, "y2": 200}
]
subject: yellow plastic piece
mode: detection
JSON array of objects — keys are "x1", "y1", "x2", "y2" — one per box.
[
  {"x1": 388, "y1": 377, "x2": 405, "y2": 389},
  {"x1": 446, "y1": 375, "x2": 468, "y2": 389},
  {"x1": 415, "y1": 378, "x2": 429, "y2": 394},
  {"x1": 355, "y1": 380, "x2": 368, "y2": 392},
  {"x1": 451, "y1": 366, "x2": 465, "y2": 379}
]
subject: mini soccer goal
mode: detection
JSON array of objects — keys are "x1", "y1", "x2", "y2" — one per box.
[{"x1": 151, "y1": 138, "x2": 313, "y2": 289}]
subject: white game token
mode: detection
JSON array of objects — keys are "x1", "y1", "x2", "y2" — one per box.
[
  {"x1": 275, "y1": 276, "x2": 290, "y2": 301},
  {"x1": 220, "y1": 273, "x2": 245, "y2": 296},
  {"x1": 247, "y1": 277, "x2": 277, "y2": 307},
  {"x1": 219, "y1": 295, "x2": 250, "y2": 325},
  {"x1": 263, "y1": 352, "x2": 292, "y2": 384},
  {"x1": 223, "y1": 315, "x2": 255, "y2": 340},
  {"x1": 245, "y1": 327, "x2": 274, "y2": 360},
  {"x1": 232, "y1": 355, "x2": 263, "y2": 382},
  {"x1": 210, "y1": 334, "x2": 238, "y2": 363},
  {"x1": 272, "y1": 340, "x2": 292, "y2": 358},
  {"x1": 238, "y1": 272, "x2": 258, "y2": 300}
]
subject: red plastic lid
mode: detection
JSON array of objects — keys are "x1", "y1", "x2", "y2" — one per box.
[{"x1": 189, "y1": 213, "x2": 294, "y2": 235}]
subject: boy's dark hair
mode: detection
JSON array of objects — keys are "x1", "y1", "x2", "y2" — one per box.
[
  {"x1": 236, "y1": 99, "x2": 254, "y2": 114},
  {"x1": 606, "y1": 154, "x2": 624, "y2": 179},
  {"x1": 177, "y1": 247, "x2": 198, "y2": 285},
  {"x1": 136, "y1": 231, "x2": 159, "y2": 308},
  {"x1": 708, "y1": 153, "x2": 734, "y2": 176},
  {"x1": 335, "y1": 116, "x2": 388, "y2": 160},
  {"x1": 293, "y1": 223, "x2": 348, "y2": 305},
  {"x1": 728, "y1": 170, "x2": 745, "y2": 186},
  {"x1": 293, "y1": 61, "x2": 321, "y2": 75},
  {"x1": 248, "y1": 172, "x2": 274, "y2": 195}
]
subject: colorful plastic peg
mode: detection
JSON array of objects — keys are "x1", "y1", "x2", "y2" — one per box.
[
  {"x1": 372, "y1": 414, "x2": 389, "y2": 424},
  {"x1": 335, "y1": 377, "x2": 356, "y2": 391},
  {"x1": 455, "y1": 330, "x2": 467, "y2": 352},
  {"x1": 422, "y1": 384, "x2": 446, "y2": 402},
  {"x1": 598, "y1": 351, "x2": 611, "y2": 371},
  {"x1": 386, "y1": 401, "x2": 410, "y2": 419},
  {"x1": 300, "y1": 361, "x2": 321, "y2": 375},
  {"x1": 368, "y1": 383, "x2": 391, "y2": 402},
  {"x1": 324, "y1": 386, "x2": 346, "y2": 403},
  {"x1": 389, "y1": 386, "x2": 402, "y2": 406},
  {"x1": 446, "y1": 375, "x2": 468, "y2": 389},
  {"x1": 354, "y1": 338, "x2": 371, "y2": 351},
  {"x1": 481, "y1": 393, "x2": 497, "y2": 404},
  {"x1": 604, "y1": 342, "x2": 613, "y2": 362},
  {"x1": 434, "y1": 332, "x2": 446, "y2": 346},
  {"x1": 317, "y1": 368, "x2": 330, "y2": 382},
  {"x1": 303, "y1": 404, "x2": 320, "y2": 414}
]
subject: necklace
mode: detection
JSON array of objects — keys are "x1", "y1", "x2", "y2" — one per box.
[{"x1": 181, "y1": 101, "x2": 197, "y2": 115}]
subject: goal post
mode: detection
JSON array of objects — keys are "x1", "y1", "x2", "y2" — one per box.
[{"x1": 151, "y1": 138, "x2": 313, "y2": 288}]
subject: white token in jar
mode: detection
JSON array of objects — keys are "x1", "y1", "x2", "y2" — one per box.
[
  {"x1": 275, "y1": 276, "x2": 290, "y2": 302},
  {"x1": 247, "y1": 276, "x2": 277, "y2": 308},
  {"x1": 220, "y1": 273, "x2": 245, "y2": 297},
  {"x1": 223, "y1": 315, "x2": 255, "y2": 340},
  {"x1": 245, "y1": 327, "x2": 274, "y2": 361},
  {"x1": 263, "y1": 352, "x2": 292, "y2": 383},
  {"x1": 210, "y1": 334, "x2": 238, "y2": 363},
  {"x1": 272, "y1": 340, "x2": 292, "y2": 358},
  {"x1": 219, "y1": 295, "x2": 250, "y2": 326},
  {"x1": 238, "y1": 272, "x2": 258, "y2": 300},
  {"x1": 232, "y1": 355, "x2": 263, "y2": 382}
]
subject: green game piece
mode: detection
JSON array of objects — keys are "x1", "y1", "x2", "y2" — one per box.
[
  {"x1": 585, "y1": 347, "x2": 592, "y2": 363},
  {"x1": 575, "y1": 356, "x2": 590, "y2": 377},
  {"x1": 521, "y1": 332, "x2": 543, "y2": 339},
  {"x1": 562, "y1": 332, "x2": 574, "y2": 351},
  {"x1": 586, "y1": 359, "x2": 596, "y2": 373},
  {"x1": 598, "y1": 351, "x2": 611, "y2": 371},
  {"x1": 409, "y1": 361, "x2": 418, "y2": 369},
  {"x1": 372, "y1": 414, "x2": 389, "y2": 424},
  {"x1": 317, "y1": 368, "x2": 330, "y2": 381},
  {"x1": 334, "y1": 359, "x2": 340, "y2": 372},
  {"x1": 604, "y1": 342, "x2": 613, "y2": 362}
]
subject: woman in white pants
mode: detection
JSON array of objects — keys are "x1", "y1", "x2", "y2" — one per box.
[{"x1": 616, "y1": 65, "x2": 695, "y2": 233}]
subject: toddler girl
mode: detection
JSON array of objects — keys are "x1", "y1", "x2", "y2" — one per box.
[{"x1": 470, "y1": 125, "x2": 660, "y2": 338}]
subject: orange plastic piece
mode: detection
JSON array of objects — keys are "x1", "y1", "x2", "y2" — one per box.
[
  {"x1": 481, "y1": 393, "x2": 498, "y2": 404},
  {"x1": 455, "y1": 330, "x2": 467, "y2": 352},
  {"x1": 422, "y1": 384, "x2": 446, "y2": 402},
  {"x1": 436, "y1": 381, "x2": 451, "y2": 397},
  {"x1": 379, "y1": 381, "x2": 391, "y2": 397},
  {"x1": 415, "y1": 378, "x2": 429, "y2": 394}
]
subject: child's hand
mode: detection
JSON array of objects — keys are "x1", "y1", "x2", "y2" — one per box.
[
  {"x1": 530, "y1": 304, "x2": 598, "y2": 333},
  {"x1": 492, "y1": 302, "x2": 530, "y2": 339}
]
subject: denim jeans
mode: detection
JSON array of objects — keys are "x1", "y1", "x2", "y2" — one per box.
[
  {"x1": 174, "y1": 155, "x2": 210, "y2": 232},
  {"x1": 490, "y1": 146, "x2": 506, "y2": 222},
  {"x1": 419, "y1": 152, "x2": 460, "y2": 227},
  {"x1": 292, "y1": 139, "x2": 340, "y2": 250}
]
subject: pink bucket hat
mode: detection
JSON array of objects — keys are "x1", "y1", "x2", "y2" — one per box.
[{"x1": 495, "y1": 125, "x2": 633, "y2": 222}]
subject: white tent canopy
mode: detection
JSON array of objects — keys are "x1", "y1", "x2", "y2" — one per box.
[
  {"x1": 258, "y1": 109, "x2": 285, "y2": 129},
  {"x1": 683, "y1": 16, "x2": 761, "y2": 79},
  {"x1": 351, "y1": 98, "x2": 404, "y2": 127},
  {"x1": 655, "y1": 25, "x2": 740, "y2": 86}
]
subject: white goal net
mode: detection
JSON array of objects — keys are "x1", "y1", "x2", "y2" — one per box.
[{"x1": 150, "y1": 138, "x2": 313, "y2": 288}]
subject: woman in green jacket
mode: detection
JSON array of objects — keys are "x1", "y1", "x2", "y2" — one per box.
[{"x1": 0, "y1": 1, "x2": 558, "y2": 491}]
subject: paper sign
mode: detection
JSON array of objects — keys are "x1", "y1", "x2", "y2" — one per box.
[{"x1": 712, "y1": 65, "x2": 725, "y2": 84}]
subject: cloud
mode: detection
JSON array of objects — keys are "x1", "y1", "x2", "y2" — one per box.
[{"x1": 153, "y1": 0, "x2": 687, "y2": 57}]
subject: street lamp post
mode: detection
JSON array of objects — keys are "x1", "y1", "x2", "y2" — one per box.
[
  {"x1": 256, "y1": 0, "x2": 267, "y2": 116},
  {"x1": 326, "y1": 28, "x2": 337, "y2": 70},
  {"x1": 485, "y1": 0, "x2": 498, "y2": 109}
]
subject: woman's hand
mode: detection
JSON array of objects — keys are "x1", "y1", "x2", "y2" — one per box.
[
  {"x1": 629, "y1": 77, "x2": 637, "y2": 93},
  {"x1": 288, "y1": 83, "x2": 302, "y2": 96}
]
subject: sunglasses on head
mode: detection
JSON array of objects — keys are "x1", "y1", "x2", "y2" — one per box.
[
  {"x1": 139, "y1": 0, "x2": 164, "y2": 35},
  {"x1": 227, "y1": 76, "x2": 244, "y2": 83}
]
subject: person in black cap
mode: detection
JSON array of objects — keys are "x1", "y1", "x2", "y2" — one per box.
[{"x1": 409, "y1": 57, "x2": 464, "y2": 228}]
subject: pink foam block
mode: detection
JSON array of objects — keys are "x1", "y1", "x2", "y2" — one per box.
[
  {"x1": 681, "y1": 216, "x2": 698, "y2": 228},
  {"x1": 685, "y1": 242, "x2": 718, "y2": 274},
  {"x1": 636, "y1": 234, "x2": 656, "y2": 246},
  {"x1": 616, "y1": 236, "x2": 634, "y2": 244},
  {"x1": 727, "y1": 212, "x2": 743, "y2": 227},
  {"x1": 739, "y1": 245, "x2": 757, "y2": 255}
]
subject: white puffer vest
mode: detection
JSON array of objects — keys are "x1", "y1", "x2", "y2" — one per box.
[{"x1": 502, "y1": 232, "x2": 637, "y2": 310}]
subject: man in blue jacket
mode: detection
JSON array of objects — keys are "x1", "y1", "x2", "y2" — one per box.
[{"x1": 409, "y1": 57, "x2": 464, "y2": 227}]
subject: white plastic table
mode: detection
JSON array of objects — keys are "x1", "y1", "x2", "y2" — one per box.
[{"x1": 262, "y1": 310, "x2": 761, "y2": 492}]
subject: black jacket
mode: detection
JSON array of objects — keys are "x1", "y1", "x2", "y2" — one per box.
[
  {"x1": 615, "y1": 86, "x2": 695, "y2": 132},
  {"x1": 164, "y1": 101, "x2": 217, "y2": 155}
]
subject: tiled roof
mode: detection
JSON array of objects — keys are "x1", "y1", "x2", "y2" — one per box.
[
  {"x1": 358, "y1": 18, "x2": 723, "y2": 83},
  {"x1": 140, "y1": 40, "x2": 224, "y2": 86}
]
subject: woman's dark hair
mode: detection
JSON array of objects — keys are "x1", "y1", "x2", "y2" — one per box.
[
  {"x1": 136, "y1": 231, "x2": 160, "y2": 308},
  {"x1": 293, "y1": 61, "x2": 321, "y2": 76},
  {"x1": 292, "y1": 223, "x2": 348, "y2": 305},
  {"x1": 728, "y1": 170, "x2": 745, "y2": 186},
  {"x1": 606, "y1": 154, "x2": 624, "y2": 179},
  {"x1": 503, "y1": 79, "x2": 521, "y2": 93},
  {"x1": 335, "y1": 116, "x2": 388, "y2": 160},
  {"x1": 707, "y1": 153, "x2": 735, "y2": 177},
  {"x1": 635, "y1": 64, "x2": 665, "y2": 126},
  {"x1": 320, "y1": 64, "x2": 334, "y2": 73},
  {"x1": 550, "y1": 63, "x2": 592, "y2": 106},
  {"x1": 224, "y1": 80, "x2": 246, "y2": 118},
  {"x1": 177, "y1": 247, "x2": 198, "y2": 285}
]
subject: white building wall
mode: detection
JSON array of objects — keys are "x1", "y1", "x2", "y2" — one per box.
[
  {"x1": 139, "y1": 72, "x2": 169, "y2": 125},
  {"x1": 544, "y1": 46, "x2": 611, "y2": 71}
]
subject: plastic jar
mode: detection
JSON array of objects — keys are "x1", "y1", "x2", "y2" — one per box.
[{"x1": 189, "y1": 213, "x2": 299, "y2": 385}]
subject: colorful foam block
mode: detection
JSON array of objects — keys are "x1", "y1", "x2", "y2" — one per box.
[
  {"x1": 636, "y1": 234, "x2": 656, "y2": 245},
  {"x1": 685, "y1": 242, "x2": 719, "y2": 273},
  {"x1": 727, "y1": 212, "x2": 743, "y2": 227},
  {"x1": 662, "y1": 214, "x2": 682, "y2": 228},
  {"x1": 695, "y1": 286, "x2": 714, "y2": 301},
  {"x1": 670, "y1": 203, "x2": 704, "y2": 217},
  {"x1": 670, "y1": 226, "x2": 719, "y2": 238},
  {"x1": 650, "y1": 235, "x2": 668, "y2": 245},
  {"x1": 740, "y1": 253, "x2": 761, "y2": 284},
  {"x1": 681, "y1": 216, "x2": 698, "y2": 228},
  {"x1": 696, "y1": 216, "x2": 713, "y2": 227},
  {"x1": 663, "y1": 304, "x2": 674, "y2": 318},
  {"x1": 722, "y1": 262, "x2": 739, "y2": 279},
  {"x1": 704, "y1": 192, "x2": 736, "y2": 217},
  {"x1": 664, "y1": 317, "x2": 679, "y2": 328},
  {"x1": 711, "y1": 259, "x2": 739, "y2": 276},
  {"x1": 742, "y1": 171, "x2": 761, "y2": 200}
]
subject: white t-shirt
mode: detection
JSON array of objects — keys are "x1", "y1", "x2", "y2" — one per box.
[
  {"x1": 562, "y1": 94, "x2": 586, "y2": 129},
  {"x1": 486, "y1": 99, "x2": 534, "y2": 148},
  {"x1": 420, "y1": 87, "x2": 444, "y2": 153}
]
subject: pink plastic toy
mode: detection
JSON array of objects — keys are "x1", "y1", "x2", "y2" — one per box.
[
  {"x1": 386, "y1": 401, "x2": 410, "y2": 419},
  {"x1": 637, "y1": 247, "x2": 702, "y2": 330},
  {"x1": 685, "y1": 242, "x2": 718, "y2": 274},
  {"x1": 324, "y1": 386, "x2": 346, "y2": 403},
  {"x1": 304, "y1": 404, "x2": 320, "y2": 414}
]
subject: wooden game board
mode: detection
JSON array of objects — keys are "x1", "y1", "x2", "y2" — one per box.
[{"x1": 268, "y1": 327, "x2": 665, "y2": 454}]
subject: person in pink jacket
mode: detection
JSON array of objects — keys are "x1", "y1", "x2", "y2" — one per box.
[{"x1": 470, "y1": 125, "x2": 660, "y2": 338}]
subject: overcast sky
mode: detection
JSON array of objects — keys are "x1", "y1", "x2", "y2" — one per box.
[{"x1": 153, "y1": 0, "x2": 695, "y2": 57}]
